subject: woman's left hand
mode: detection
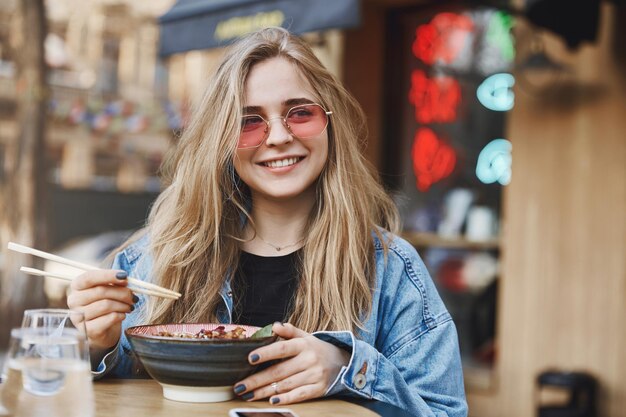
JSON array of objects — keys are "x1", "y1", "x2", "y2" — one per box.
[{"x1": 233, "y1": 322, "x2": 351, "y2": 405}]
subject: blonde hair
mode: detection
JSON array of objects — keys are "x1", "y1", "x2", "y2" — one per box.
[{"x1": 143, "y1": 27, "x2": 399, "y2": 332}]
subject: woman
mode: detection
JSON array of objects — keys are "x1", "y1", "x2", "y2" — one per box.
[{"x1": 67, "y1": 27, "x2": 467, "y2": 416}]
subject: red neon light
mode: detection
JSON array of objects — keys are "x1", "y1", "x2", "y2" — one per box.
[
  {"x1": 412, "y1": 12, "x2": 474, "y2": 65},
  {"x1": 408, "y1": 69, "x2": 461, "y2": 124},
  {"x1": 411, "y1": 127, "x2": 456, "y2": 192}
]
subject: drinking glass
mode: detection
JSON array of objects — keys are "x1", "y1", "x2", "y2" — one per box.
[{"x1": 1, "y1": 309, "x2": 94, "y2": 417}]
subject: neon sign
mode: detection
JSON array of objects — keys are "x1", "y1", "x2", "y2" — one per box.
[
  {"x1": 486, "y1": 11, "x2": 515, "y2": 62},
  {"x1": 476, "y1": 139, "x2": 512, "y2": 185},
  {"x1": 476, "y1": 73, "x2": 515, "y2": 111},
  {"x1": 408, "y1": 69, "x2": 461, "y2": 124},
  {"x1": 412, "y1": 128, "x2": 457, "y2": 191},
  {"x1": 412, "y1": 12, "x2": 474, "y2": 66},
  {"x1": 408, "y1": 11, "x2": 515, "y2": 192}
]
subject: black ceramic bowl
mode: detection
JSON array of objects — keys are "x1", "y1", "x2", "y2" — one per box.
[{"x1": 125, "y1": 323, "x2": 277, "y2": 403}]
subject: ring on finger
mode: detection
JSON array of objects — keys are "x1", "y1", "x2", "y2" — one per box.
[{"x1": 270, "y1": 381, "x2": 279, "y2": 395}]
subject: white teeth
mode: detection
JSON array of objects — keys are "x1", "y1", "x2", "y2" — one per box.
[{"x1": 264, "y1": 157, "x2": 300, "y2": 168}]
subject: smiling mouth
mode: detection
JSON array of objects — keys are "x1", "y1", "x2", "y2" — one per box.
[{"x1": 262, "y1": 157, "x2": 303, "y2": 168}]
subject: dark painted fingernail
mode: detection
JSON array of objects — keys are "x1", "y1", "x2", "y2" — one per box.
[
  {"x1": 132, "y1": 295, "x2": 139, "y2": 303},
  {"x1": 241, "y1": 391, "x2": 254, "y2": 401},
  {"x1": 130, "y1": 305, "x2": 135, "y2": 312},
  {"x1": 271, "y1": 397, "x2": 280, "y2": 404},
  {"x1": 234, "y1": 384, "x2": 246, "y2": 394},
  {"x1": 250, "y1": 353, "x2": 260, "y2": 363},
  {"x1": 115, "y1": 271, "x2": 127, "y2": 280}
]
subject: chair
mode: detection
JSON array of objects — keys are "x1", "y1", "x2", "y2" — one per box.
[{"x1": 536, "y1": 370, "x2": 597, "y2": 417}]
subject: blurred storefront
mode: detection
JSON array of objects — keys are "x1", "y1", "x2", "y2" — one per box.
[
  {"x1": 341, "y1": 2, "x2": 624, "y2": 417},
  {"x1": 0, "y1": 0, "x2": 362, "y2": 251},
  {"x1": 1, "y1": 0, "x2": 178, "y2": 253}
]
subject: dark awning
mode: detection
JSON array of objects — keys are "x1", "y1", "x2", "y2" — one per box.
[{"x1": 158, "y1": 0, "x2": 361, "y2": 57}]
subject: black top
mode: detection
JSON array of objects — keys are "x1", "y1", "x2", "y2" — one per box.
[{"x1": 232, "y1": 250, "x2": 300, "y2": 327}]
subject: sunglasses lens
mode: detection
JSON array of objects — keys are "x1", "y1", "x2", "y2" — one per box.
[
  {"x1": 286, "y1": 105, "x2": 328, "y2": 139},
  {"x1": 238, "y1": 104, "x2": 329, "y2": 148},
  {"x1": 239, "y1": 115, "x2": 267, "y2": 148}
]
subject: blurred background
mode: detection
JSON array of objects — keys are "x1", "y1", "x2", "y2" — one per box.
[{"x1": 0, "y1": 0, "x2": 624, "y2": 416}]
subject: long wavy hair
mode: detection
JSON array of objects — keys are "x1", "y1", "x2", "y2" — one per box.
[{"x1": 141, "y1": 27, "x2": 399, "y2": 332}]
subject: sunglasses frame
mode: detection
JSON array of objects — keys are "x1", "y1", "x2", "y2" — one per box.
[{"x1": 238, "y1": 103, "x2": 333, "y2": 149}]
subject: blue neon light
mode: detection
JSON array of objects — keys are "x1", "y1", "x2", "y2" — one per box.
[
  {"x1": 476, "y1": 73, "x2": 515, "y2": 111},
  {"x1": 476, "y1": 139, "x2": 512, "y2": 185}
]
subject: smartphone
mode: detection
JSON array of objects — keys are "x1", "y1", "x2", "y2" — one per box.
[{"x1": 228, "y1": 408, "x2": 299, "y2": 417}]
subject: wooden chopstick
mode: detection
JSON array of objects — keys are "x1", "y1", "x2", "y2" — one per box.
[
  {"x1": 9, "y1": 242, "x2": 182, "y2": 298},
  {"x1": 20, "y1": 267, "x2": 179, "y2": 300}
]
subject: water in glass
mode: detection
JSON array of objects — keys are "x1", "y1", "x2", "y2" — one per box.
[{"x1": 1, "y1": 310, "x2": 94, "y2": 417}]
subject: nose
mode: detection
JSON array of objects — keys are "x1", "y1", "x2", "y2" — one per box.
[{"x1": 264, "y1": 116, "x2": 293, "y2": 147}]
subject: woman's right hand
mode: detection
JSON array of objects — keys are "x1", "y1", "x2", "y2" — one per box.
[{"x1": 67, "y1": 269, "x2": 136, "y2": 353}]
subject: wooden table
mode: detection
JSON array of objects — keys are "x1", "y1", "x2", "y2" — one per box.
[{"x1": 94, "y1": 379, "x2": 379, "y2": 417}]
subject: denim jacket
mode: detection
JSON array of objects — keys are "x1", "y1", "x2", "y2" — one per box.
[{"x1": 94, "y1": 233, "x2": 467, "y2": 416}]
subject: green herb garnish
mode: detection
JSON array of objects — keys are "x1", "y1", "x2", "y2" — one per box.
[{"x1": 250, "y1": 323, "x2": 274, "y2": 339}]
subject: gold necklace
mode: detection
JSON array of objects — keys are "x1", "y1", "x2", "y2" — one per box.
[{"x1": 256, "y1": 235, "x2": 304, "y2": 252}]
